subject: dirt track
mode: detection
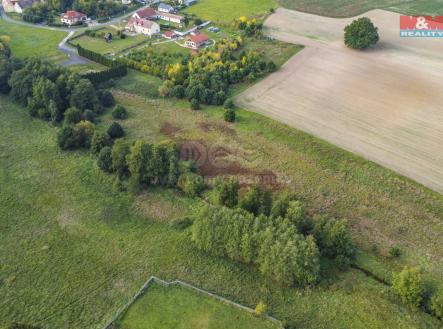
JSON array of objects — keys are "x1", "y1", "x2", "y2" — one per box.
[{"x1": 237, "y1": 8, "x2": 443, "y2": 193}]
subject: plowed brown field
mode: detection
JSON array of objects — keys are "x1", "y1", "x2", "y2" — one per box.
[{"x1": 237, "y1": 8, "x2": 443, "y2": 193}]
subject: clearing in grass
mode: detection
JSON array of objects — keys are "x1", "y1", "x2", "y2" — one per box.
[
  {"x1": 115, "y1": 281, "x2": 279, "y2": 329},
  {"x1": 0, "y1": 19, "x2": 67, "y2": 61},
  {"x1": 183, "y1": 0, "x2": 277, "y2": 24}
]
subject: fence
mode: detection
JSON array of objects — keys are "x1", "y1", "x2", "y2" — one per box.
[{"x1": 103, "y1": 276, "x2": 284, "y2": 329}]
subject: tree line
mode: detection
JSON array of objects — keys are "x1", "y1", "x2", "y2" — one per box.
[{"x1": 192, "y1": 180, "x2": 355, "y2": 287}]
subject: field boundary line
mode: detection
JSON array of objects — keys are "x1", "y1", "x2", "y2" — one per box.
[{"x1": 103, "y1": 276, "x2": 284, "y2": 329}]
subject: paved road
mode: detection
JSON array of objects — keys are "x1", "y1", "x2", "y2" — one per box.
[{"x1": 0, "y1": 5, "x2": 148, "y2": 65}]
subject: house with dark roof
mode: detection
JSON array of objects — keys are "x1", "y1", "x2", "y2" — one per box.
[
  {"x1": 158, "y1": 3, "x2": 175, "y2": 13},
  {"x1": 60, "y1": 10, "x2": 87, "y2": 25},
  {"x1": 133, "y1": 7, "x2": 157, "y2": 20}
]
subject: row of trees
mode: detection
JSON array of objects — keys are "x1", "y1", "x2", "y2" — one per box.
[
  {"x1": 192, "y1": 180, "x2": 355, "y2": 286},
  {"x1": 96, "y1": 138, "x2": 205, "y2": 195}
]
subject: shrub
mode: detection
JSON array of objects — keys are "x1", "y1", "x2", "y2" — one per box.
[
  {"x1": 107, "y1": 122, "x2": 124, "y2": 139},
  {"x1": 270, "y1": 192, "x2": 296, "y2": 218},
  {"x1": 98, "y1": 89, "x2": 115, "y2": 107},
  {"x1": 91, "y1": 131, "x2": 112, "y2": 154},
  {"x1": 57, "y1": 120, "x2": 94, "y2": 149},
  {"x1": 431, "y1": 287, "x2": 443, "y2": 318},
  {"x1": 170, "y1": 216, "x2": 193, "y2": 230},
  {"x1": 286, "y1": 200, "x2": 313, "y2": 234},
  {"x1": 177, "y1": 172, "x2": 205, "y2": 197},
  {"x1": 112, "y1": 104, "x2": 128, "y2": 119},
  {"x1": 190, "y1": 98, "x2": 200, "y2": 110},
  {"x1": 392, "y1": 267, "x2": 425, "y2": 307},
  {"x1": 112, "y1": 140, "x2": 130, "y2": 178},
  {"x1": 63, "y1": 107, "x2": 82, "y2": 125},
  {"x1": 312, "y1": 215, "x2": 355, "y2": 260},
  {"x1": 389, "y1": 246, "x2": 401, "y2": 258},
  {"x1": 224, "y1": 99, "x2": 234, "y2": 109},
  {"x1": 172, "y1": 85, "x2": 185, "y2": 98},
  {"x1": 83, "y1": 109, "x2": 96, "y2": 122},
  {"x1": 255, "y1": 301, "x2": 266, "y2": 316},
  {"x1": 239, "y1": 185, "x2": 272, "y2": 216},
  {"x1": 344, "y1": 17, "x2": 379, "y2": 49},
  {"x1": 215, "y1": 177, "x2": 239, "y2": 208},
  {"x1": 97, "y1": 146, "x2": 113, "y2": 172},
  {"x1": 224, "y1": 109, "x2": 236, "y2": 122}
]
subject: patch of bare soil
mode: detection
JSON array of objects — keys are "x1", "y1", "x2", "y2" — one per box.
[
  {"x1": 179, "y1": 139, "x2": 282, "y2": 190},
  {"x1": 197, "y1": 121, "x2": 236, "y2": 136},
  {"x1": 160, "y1": 122, "x2": 181, "y2": 137},
  {"x1": 237, "y1": 8, "x2": 443, "y2": 193}
]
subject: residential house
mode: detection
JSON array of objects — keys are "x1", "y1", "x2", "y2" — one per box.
[
  {"x1": 162, "y1": 30, "x2": 176, "y2": 39},
  {"x1": 185, "y1": 33, "x2": 209, "y2": 49},
  {"x1": 133, "y1": 7, "x2": 157, "y2": 20},
  {"x1": 60, "y1": 10, "x2": 87, "y2": 25},
  {"x1": 156, "y1": 11, "x2": 183, "y2": 24},
  {"x1": 122, "y1": 0, "x2": 131, "y2": 4},
  {"x1": 126, "y1": 17, "x2": 160, "y2": 36},
  {"x1": 2, "y1": 0, "x2": 37, "y2": 14},
  {"x1": 157, "y1": 3, "x2": 174, "y2": 13}
]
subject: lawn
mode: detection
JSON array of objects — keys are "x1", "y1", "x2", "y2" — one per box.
[
  {"x1": 277, "y1": 0, "x2": 443, "y2": 17},
  {"x1": 182, "y1": 0, "x2": 277, "y2": 24},
  {"x1": 1, "y1": 93, "x2": 441, "y2": 329},
  {"x1": 0, "y1": 19, "x2": 67, "y2": 61},
  {"x1": 71, "y1": 27, "x2": 150, "y2": 55},
  {"x1": 111, "y1": 69, "x2": 163, "y2": 99},
  {"x1": 116, "y1": 282, "x2": 280, "y2": 329}
]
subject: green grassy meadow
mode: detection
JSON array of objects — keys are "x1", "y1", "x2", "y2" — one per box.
[
  {"x1": 71, "y1": 27, "x2": 149, "y2": 55},
  {"x1": 1, "y1": 94, "x2": 441, "y2": 329},
  {"x1": 0, "y1": 19, "x2": 67, "y2": 61},
  {"x1": 183, "y1": 0, "x2": 277, "y2": 24},
  {"x1": 1, "y1": 3, "x2": 443, "y2": 328},
  {"x1": 277, "y1": 0, "x2": 443, "y2": 17},
  {"x1": 116, "y1": 282, "x2": 279, "y2": 329}
]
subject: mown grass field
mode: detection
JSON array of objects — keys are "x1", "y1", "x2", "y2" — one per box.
[
  {"x1": 0, "y1": 19, "x2": 67, "y2": 61},
  {"x1": 277, "y1": 0, "x2": 443, "y2": 17},
  {"x1": 70, "y1": 27, "x2": 149, "y2": 55},
  {"x1": 1, "y1": 94, "x2": 440, "y2": 329},
  {"x1": 182, "y1": 0, "x2": 277, "y2": 24},
  {"x1": 116, "y1": 282, "x2": 279, "y2": 329}
]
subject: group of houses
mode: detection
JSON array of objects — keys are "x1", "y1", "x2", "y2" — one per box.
[
  {"x1": 126, "y1": 5, "x2": 183, "y2": 36},
  {"x1": 126, "y1": 6, "x2": 209, "y2": 49}
]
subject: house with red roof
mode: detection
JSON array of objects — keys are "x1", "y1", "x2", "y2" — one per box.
[
  {"x1": 162, "y1": 31, "x2": 177, "y2": 39},
  {"x1": 133, "y1": 7, "x2": 157, "y2": 20},
  {"x1": 185, "y1": 33, "x2": 209, "y2": 49},
  {"x1": 60, "y1": 10, "x2": 86, "y2": 25}
]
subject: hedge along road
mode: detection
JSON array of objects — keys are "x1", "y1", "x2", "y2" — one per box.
[
  {"x1": 236, "y1": 8, "x2": 443, "y2": 194},
  {"x1": 0, "y1": 5, "x2": 149, "y2": 65}
]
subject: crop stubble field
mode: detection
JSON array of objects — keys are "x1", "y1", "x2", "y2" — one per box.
[{"x1": 237, "y1": 8, "x2": 443, "y2": 194}]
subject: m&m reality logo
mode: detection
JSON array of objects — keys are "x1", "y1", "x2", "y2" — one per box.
[{"x1": 400, "y1": 16, "x2": 443, "y2": 37}]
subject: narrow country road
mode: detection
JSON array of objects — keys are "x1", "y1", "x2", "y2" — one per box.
[{"x1": 1, "y1": 4, "x2": 150, "y2": 65}]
